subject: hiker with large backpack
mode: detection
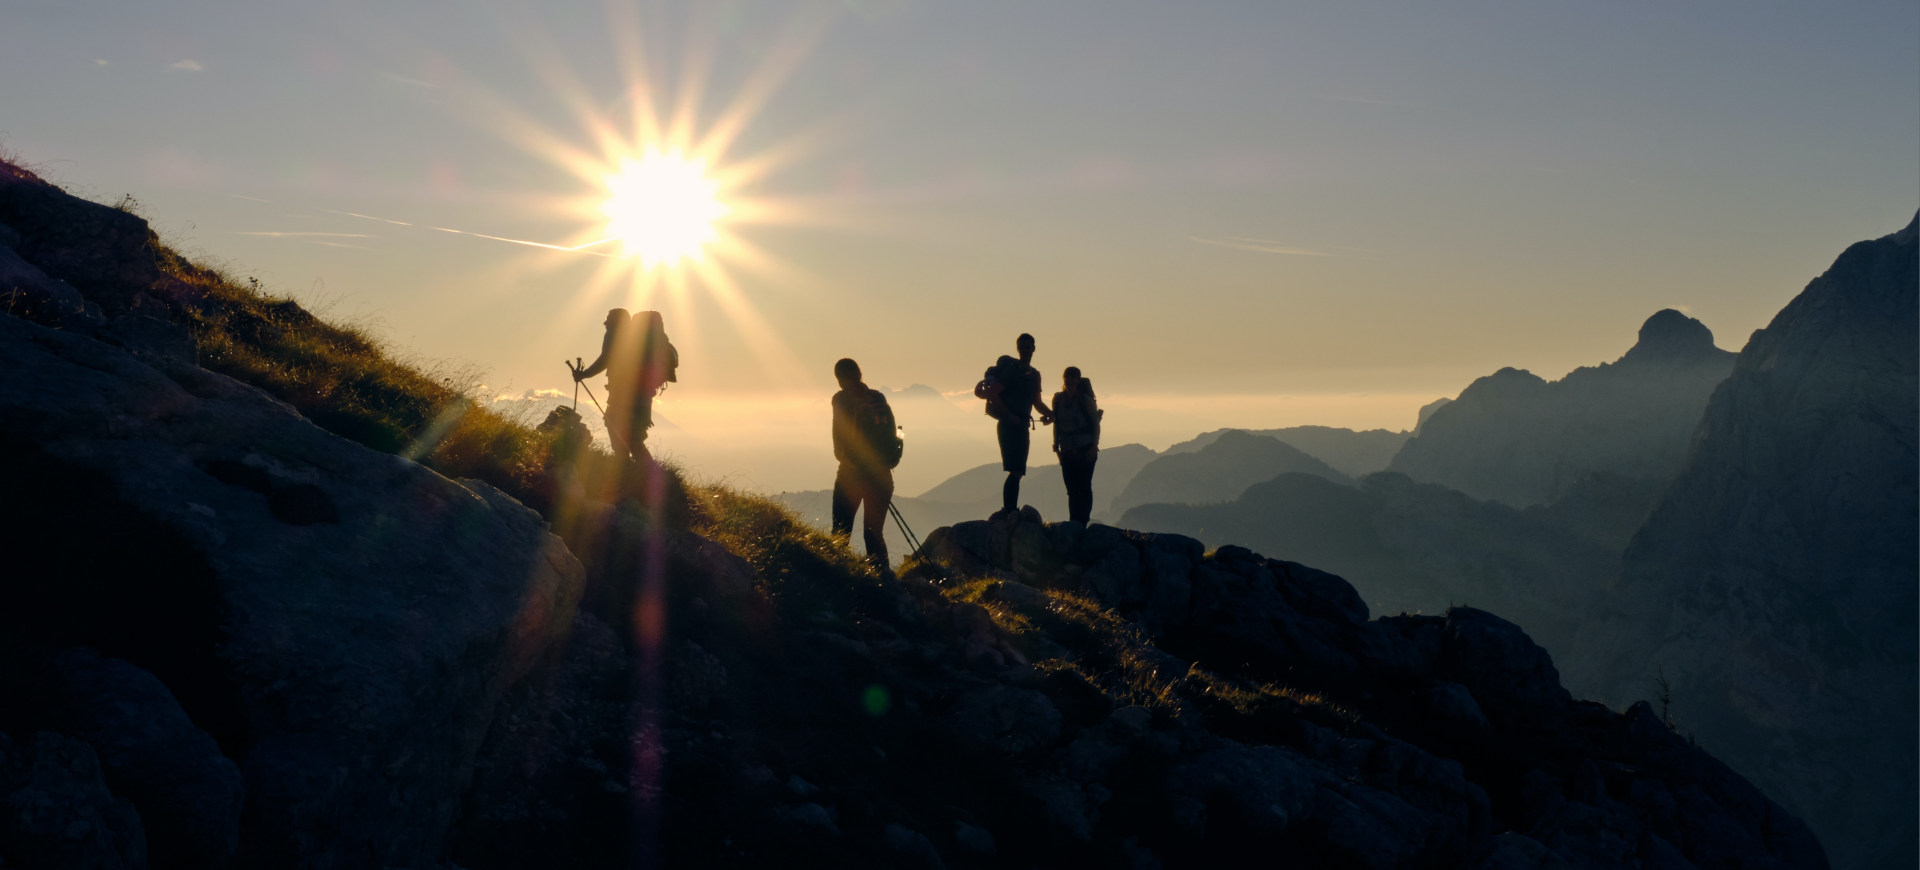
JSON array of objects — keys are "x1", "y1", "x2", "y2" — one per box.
[
  {"x1": 830, "y1": 357, "x2": 903, "y2": 568},
  {"x1": 1051, "y1": 366, "x2": 1103, "y2": 523},
  {"x1": 573, "y1": 308, "x2": 678, "y2": 462},
  {"x1": 973, "y1": 333, "x2": 1053, "y2": 517}
]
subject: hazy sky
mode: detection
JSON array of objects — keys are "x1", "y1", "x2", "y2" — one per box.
[{"x1": 4, "y1": 0, "x2": 1915, "y2": 491}]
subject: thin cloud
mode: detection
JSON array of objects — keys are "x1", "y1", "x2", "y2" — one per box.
[
  {"x1": 168, "y1": 60, "x2": 205, "y2": 72},
  {"x1": 225, "y1": 193, "x2": 271, "y2": 203},
  {"x1": 1189, "y1": 236, "x2": 1335, "y2": 257},
  {"x1": 95, "y1": 59, "x2": 111, "y2": 67},
  {"x1": 322, "y1": 208, "x2": 414, "y2": 227},
  {"x1": 236, "y1": 231, "x2": 375, "y2": 238}
]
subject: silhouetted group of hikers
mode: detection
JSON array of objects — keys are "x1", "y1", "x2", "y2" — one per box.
[
  {"x1": 568, "y1": 314, "x2": 1100, "y2": 569},
  {"x1": 830, "y1": 331, "x2": 1103, "y2": 568}
]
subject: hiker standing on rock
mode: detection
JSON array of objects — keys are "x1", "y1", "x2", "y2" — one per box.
[
  {"x1": 831, "y1": 358, "x2": 903, "y2": 569},
  {"x1": 1052, "y1": 366, "x2": 1102, "y2": 523},
  {"x1": 573, "y1": 308, "x2": 677, "y2": 462},
  {"x1": 974, "y1": 333, "x2": 1052, "y2": 517}
]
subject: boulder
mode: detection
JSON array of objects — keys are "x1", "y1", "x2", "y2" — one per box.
[
  {"x1": 0, "y1": 731, "x2": 148, "y2": 870},
  {"x1": 0, "y1": 312, "x2": 585, "y2": 868},
  {"x1": 1440, "y1": 608, "x2": 1571, "y2": 726},
  {"x1": 17, "y1": 648, "x2": 243, "y2": 869}
]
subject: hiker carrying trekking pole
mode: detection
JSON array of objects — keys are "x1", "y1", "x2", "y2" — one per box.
[
  {"x1": 572, "y1": 308, "x2": 677, "y2": 463},
  {"x1": 830, "y1": 357, "x2": 904, "y2": 573},
  {"x1": 973, "y1": 333, "x2": 1052, "y2": 518}
]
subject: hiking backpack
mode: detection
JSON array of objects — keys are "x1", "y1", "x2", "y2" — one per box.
[
  {"x1": 973, "y1": 370, "x2": 1005, "y2": 419},
  {"x1": 974, "y1": 355, "x2": 1027, "y2": 420},
  {"x1": 856, "y1": 390, "x2": 905, "y2": 469},
  {"x1": 1053, "y1": 389, "x2": 1102, "y2": 451}
]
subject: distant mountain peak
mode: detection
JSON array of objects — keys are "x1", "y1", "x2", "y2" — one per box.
[{"x1": 1619, "y1": 309, "x2": 1728, "y2": 366}]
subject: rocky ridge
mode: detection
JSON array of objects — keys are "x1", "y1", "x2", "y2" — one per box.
[{"x1": 0, "y1": 157, "x2": 1833, "y2": 868}]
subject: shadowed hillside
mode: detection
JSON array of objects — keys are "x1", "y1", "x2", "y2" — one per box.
[
  {"x1": 1107, "y1": 430, "x2": 1349, "y2": 519},
  {"x1": 1162, "y1": 426, "x2": 1412, "y2": 478},
  {"x1": 0, "y1": 157, "x2": 1831, "y2": 869},
  {"x1": 1120, "y1": 471, "x2": 1636, "y2": 668}
]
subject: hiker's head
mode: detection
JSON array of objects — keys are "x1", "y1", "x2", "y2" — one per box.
[
  {"x1": 834, "y1": 357, "x2": 862, "y2": 388},
  {"x1": 604, "y1": 308, "x2": 631, "y2": 330},
  {"x1": 1063, "y1": 366, "x2": 1082, "y2": 389},
  {"x1": 1016, "y1": 333, "x2": 1035, "y2": 360},
  {"x1": 638, "y1": 310, "x2": 665, "y2": 334}
]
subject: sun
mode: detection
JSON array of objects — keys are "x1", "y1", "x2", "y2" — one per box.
[{"x1": 598, "y1": 148, "x2": 730, "y2": 267}]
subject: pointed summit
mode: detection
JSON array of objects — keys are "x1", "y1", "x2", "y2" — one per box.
[{"x1": 1619, "y1": 309, "x2": 1729, "y2": 365}]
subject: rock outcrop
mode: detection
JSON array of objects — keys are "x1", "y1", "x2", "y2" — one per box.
[
  {"x1": 1387, "y1": 310, "x2": 1736, "y2": 508},
  {"x1": 1572, "y1": 214, "x2": 1918, "y2": 870},
  {"x1": 893, "y1": 510, "x2": 1826, "y2": 869}
]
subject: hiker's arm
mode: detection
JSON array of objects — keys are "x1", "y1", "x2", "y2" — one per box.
[
  {"x1": 576, "y1": 332, "x2": 615, "y2": 379},
  {"x1": 1032, "y1": 381, "x2": 1053, "y2": 422},
  {"x1": 829, "y1": 396, "x2": 849, "y2": 463}
]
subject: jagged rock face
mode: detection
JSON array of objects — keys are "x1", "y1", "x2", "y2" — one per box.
[
  {"x1": 1572, "y1": 215, "x2": 1918, "y2": 870},
  {"x1": 1107, "y1": 430, "x2": 1349, "y2": 518},
  {"x1": 906, "y1": 512, "x2": 1827, "y2": 868},
  {"x1": 1388, "y1": 310, "x2": 1737, "y2": 507},
  {"x1": 0, "y1": 292, "x2": 584, "y2": 865}
]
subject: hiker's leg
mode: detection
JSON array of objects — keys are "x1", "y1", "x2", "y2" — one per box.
[
  {"x1": 604, "y1": 405, "x2": 634, "y2": 460},
  {"x1": 634, "y1": 395, "x2": 654, "y2": 458},
  {"x1": 996, "y1": 418, "x2": 1030, "y2": 515},
  {"x1": 1067, "y1": 449, "x2": 1097, "y2": 523},
  {"x1": 1058, "y1": 460, "x2": 1075, "y2": 520},
  {"x1": 862, "y1": 473, "x2": 891, "y2": 564},
  {"x1": 830, "y1": 465, "x2": 855, "y2": 540}
]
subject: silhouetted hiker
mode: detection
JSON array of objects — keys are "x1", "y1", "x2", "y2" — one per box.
[
  {"x1": 831, "y1": 358, "x2": 902, "y2": 569},
  {"x1": 974, "y1": 333, "x2": 1052, "y2": 517},
  {"x1": 573, "y1": 308, "x2": 677, "y2": 462},
  {"x1": 1052, "y1": 366, "x2": 1102, "y2": 523}
]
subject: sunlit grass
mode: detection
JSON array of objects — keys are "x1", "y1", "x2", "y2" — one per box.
[{"x1": 153, "y1": 238, "x2": 574, "y2": 506}]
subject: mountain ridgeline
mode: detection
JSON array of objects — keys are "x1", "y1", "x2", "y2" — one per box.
[{"x1": 1389, "y1": 310, "x2": 1737, "y2": 508}]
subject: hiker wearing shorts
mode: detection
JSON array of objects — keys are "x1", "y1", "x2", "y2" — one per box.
[
  {"x1": 575, "y1": 308, "x2": 677, "y2": 462},
  {"x1": 1051, "y1": 366, "x2": 1102, "y2": 523},
  {"x1": 982, "y1": 333, "x2": 1052, "y2": 517},
  {"x1": 830, "y1": 358, "x2": 900, "y2": 567}
]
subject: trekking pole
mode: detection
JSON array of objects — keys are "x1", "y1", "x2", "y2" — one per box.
[
  {"x1": 577, "y1": 377, "x2": 605, "y2": 415},
  {"x1": 567, "y1": 359, "x2": 580, "y2": 410},
  {"x1": 888, "y1": 501, "x2": 924, "y2": 556}
]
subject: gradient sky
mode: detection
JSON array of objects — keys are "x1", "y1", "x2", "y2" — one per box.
[{"x1": 4, "y1": 0, "x2": 1915, "y2": 491}]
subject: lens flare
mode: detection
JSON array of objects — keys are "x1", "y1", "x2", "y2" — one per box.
[{"x1": 599, "y1": 148, "x2": 729, "y2": 267}]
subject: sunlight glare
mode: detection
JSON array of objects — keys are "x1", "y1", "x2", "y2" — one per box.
[{"x1": 599, "y1": 148, "x2": 729, "y2": 267}]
